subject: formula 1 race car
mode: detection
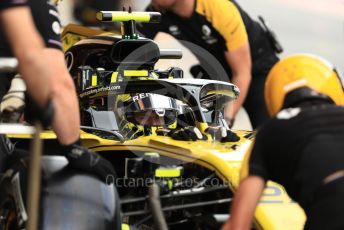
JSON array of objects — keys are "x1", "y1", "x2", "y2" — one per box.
[{"x1": 0, "y1": 10, "x2": 305, "y2": 230}]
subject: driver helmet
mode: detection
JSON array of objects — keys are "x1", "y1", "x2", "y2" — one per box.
[{"x1": 116, "y1": 93, "x2": 179, "y2": 139}]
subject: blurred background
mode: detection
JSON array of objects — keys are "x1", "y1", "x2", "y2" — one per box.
[
  {"x1": 58, "y1": 0, "x2": 344, "y2": 130},
  {"x1": 58, "y1": 0, "x2": 344, "y2": 70}
]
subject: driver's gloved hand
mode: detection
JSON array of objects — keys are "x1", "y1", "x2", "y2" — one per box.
[
  {"x1": 190, "y1": 65, "x2": 210, "y2": 79},
  {"x1": 168, "y1": 126, "x2": 204, "y2": 141},
  {"x1": 221, "y1": 130, "x2": 240, "y2": 142},
  {"x1": 65, "y1": 144, "x2": 116, "y2": 182},
  {"x1": 205, "y1": 126, "x2": 240, "y2": 143}
]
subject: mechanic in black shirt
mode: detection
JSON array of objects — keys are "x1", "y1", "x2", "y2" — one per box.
[
  {"x1": 138, "y1": 0, "x2": 280, "y2": 128},
  {"x1": 0, "y1": 0, "x2": 115, "y2": 180},
  {"x1": 221, "y1": 54, "x2": 344, "y2": 230}
]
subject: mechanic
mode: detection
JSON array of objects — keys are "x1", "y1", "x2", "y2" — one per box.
[
  {"x1": 221, "y1": 54, "x2": 344, "y2": 230},
  {"x1": 138, "y1": 0, "x2": 280, "y2": 128},
  {"x1": 0, "y1": 0, "x2": 115, "y2": 180}
]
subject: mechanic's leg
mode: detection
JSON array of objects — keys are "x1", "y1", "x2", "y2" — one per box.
[
  {"x1": 243, "y1": 75, "x2": 269, "y2": 129},
  {"x1": 44, "y1": 49, "x2": 80, "y2": 145}
]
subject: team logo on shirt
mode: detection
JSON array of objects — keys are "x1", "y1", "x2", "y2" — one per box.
[
  {"x1": 52, "y1": 21, "x2": 61, "y2": 35},
  {"x1": 201, "y1": 25, "x2": 218, "y2": 44},
  {"x1": 169, "y1": 25, "x2": 181, "y2": 36},
  {"x1": 202, "y1": 25, "x2": 212, "y2": 37},
  {"x1": 277, "y1": 108, "x2": 301, "y2": 120}
]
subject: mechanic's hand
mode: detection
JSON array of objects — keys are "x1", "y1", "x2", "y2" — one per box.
[
  {"x1": 205, "y1": 126, "x2": 240, "y2": 143},
  {"x1": 65, "y1": 145, "x2": 116, "y2": 182},
  {"x1": 169, "y1": 126, "x2": 204, "y2": 141}
]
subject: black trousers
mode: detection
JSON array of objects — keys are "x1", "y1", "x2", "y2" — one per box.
[
  {"x1": 243, "y1": 73, "x2": 270, "y2": 129},
  {"x1": 246, "y1": 40, "x2": 279, "y2": 129},
  {"x1": 304, "y1": 178, "x2": 344, "y2": 230}
]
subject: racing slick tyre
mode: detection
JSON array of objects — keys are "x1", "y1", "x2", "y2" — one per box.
[{"x1": 0, "y1": 156, "x2": 121, "y2": 230}]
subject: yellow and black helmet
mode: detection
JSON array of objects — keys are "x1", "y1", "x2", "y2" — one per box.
[
  {"x1": 115, "y1": 93, "x2": 179, "y2": 139},
  {"x1": 121, "y1": 93, "x2": 178, "y2": 127},
  {"x1": 265, "y1": 54, "x2": 344, "y2": 116}
]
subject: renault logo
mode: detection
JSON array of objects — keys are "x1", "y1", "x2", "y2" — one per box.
[{"x1": 202, "y1": 25, "x2": 211, "y2": 37}]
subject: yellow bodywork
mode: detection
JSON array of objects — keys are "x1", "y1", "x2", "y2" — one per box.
[
  {"x1": 10, "y1": 130, "x2": 305, "y2": 229},
  {"x1": 61, "y1": 24, "x2": 117, "y2": 52}
]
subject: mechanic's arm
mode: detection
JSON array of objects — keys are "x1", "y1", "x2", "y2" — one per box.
[
  {"x1": 221, "y1": 176, "x2": 265, "y2": 230},
  {"x1": 224, "y1": 43, "x2": 251, "y2": 119},
  {"x1": 222, "y1": 128, "x2": 270, "y2": 230},
  {"x1": 208, "y1": 0, "x2": 252, "y2": 121},
  {"x1": 0, "y1": 7, "x2": 50, "y2": 107}
]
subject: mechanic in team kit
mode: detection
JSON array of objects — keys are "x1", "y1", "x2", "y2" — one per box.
[
  {"x1": 0, "y1": 0, "x2": 115, "y2": 180},
  {"x1": 138, "y1": 0, "x2": 280, "y2": 129},
  {"x1": 221, "y1": 54, "x2": 344, "y2": 230}
]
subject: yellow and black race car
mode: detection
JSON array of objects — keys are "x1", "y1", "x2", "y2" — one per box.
[{"x1": 1, "y1": 11, "x2": 305, "y2": 230}]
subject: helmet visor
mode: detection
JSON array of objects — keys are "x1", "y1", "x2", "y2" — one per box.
[
  {"x1": 125, "y1": 93, "x2": 178, "y2": 126},
  {"x1": 127, "y1": 109, "x2": 177, "y2": 126}
]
